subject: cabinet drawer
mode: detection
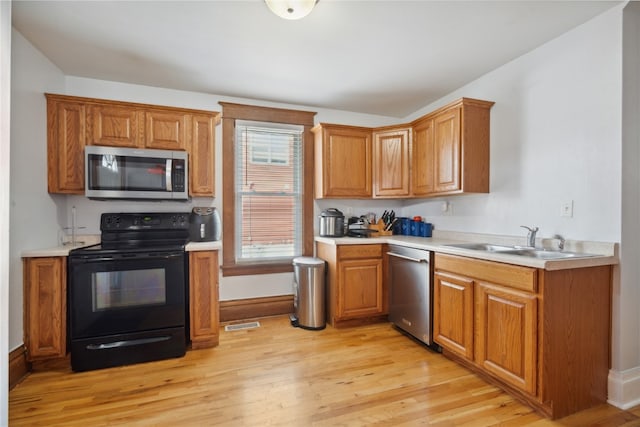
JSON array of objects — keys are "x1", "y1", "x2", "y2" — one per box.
[
  {"x1": 338, "y1": 244, "x2": 382, "y2": 260},
  {"x1": 435, "y1": 254, "x2": 537, "y2": 292}
]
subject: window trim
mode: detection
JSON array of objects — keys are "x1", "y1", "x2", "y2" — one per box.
[{"x1": 220, "y1": 102, "x2": 316, "y2": 277}]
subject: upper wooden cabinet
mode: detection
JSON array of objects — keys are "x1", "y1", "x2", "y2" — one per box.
[
  {"x1": 45, "y1": 94, "x2": 220, "y2": 197},
  {"x1": 313, "y1": 123, "x2": 372, "y2": 198},
  {"x1": 372, "y1": 126, "x2": 411, "y2": 198},
  {"x1": 47, "y1": 98, "x2": 87, "y2": 193},
  {"x1": 145, "y1": 110, "x2": 188, "y2": 151},
  {"x1": 411, "y1": 98, "x2": 494, "y2": 197},
  {"x1": 87, "y1": 104, "x2": 142, "y2": 148}
]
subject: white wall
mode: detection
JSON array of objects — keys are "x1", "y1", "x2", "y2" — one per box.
[
  {"x1": 1, "y1": 1, "x2": 11, "y2": 424},
  {"x1": 400, "y1": 5, "x2": 622, "y2": 244}
]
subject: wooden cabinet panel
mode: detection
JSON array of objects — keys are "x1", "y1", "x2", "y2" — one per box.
[
  {"x1": 411, "y1": 117, "x2": 434, "y2": 196},
  {"x1": 433, "y1": 107, "x2": 461, "y2": 193},
  {"x1": 46, "y1": 94, "x2": 219, "y2": 196},
  {"x1": 338, "y1": 258, "x2": 383, "y2": 319},
  {"x1": 313, "y1": 124, "x2": 372, "y2": 198},
  {"x1": 433, "y1": 271, "x2": 474, "y2": 360},
  {"x1": 189, "y1": 114, "x2": 215, "y2": 197},
  {"x1": 373, "y1": 127, "x2": 411, "y2": 198},
  {"x1": 189, "y1": 250, "x2": 220, "y2": 349},
  {"x1": 88, "y1": 105, "x2": 142, "y2": 148},
  {"x1": 145, "y1": 111, "x2": 188, "y2": 150},
  {"x1": 476, "y1": 281, "x2": 537, "y2": 395},
  {"x1": 46, "y1": 97, "x2": 85, "y2": 193},
  {"x1": 23, "y1": 257, "x2": 67, "y2": 361}
]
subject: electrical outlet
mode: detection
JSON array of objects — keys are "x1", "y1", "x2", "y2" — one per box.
[{"x1": 560, "y1": 201, "x2": 574, "y2": 217}]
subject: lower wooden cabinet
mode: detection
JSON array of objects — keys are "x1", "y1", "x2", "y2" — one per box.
[
  {"x1": 316, "y1": 242, "x2": 386, "y2": 327},
  {"x1": 433, "y1": 270, "x2": 474, "y2": 360},
  {"x1": 433, "y1": 253, "x2": 611, "y2": 419},
  {"x1": 23, "y1": 257, "x2": 67, "y2": 361},
  {"x1": 189, "y1": 250, "x2": 220, "y2": 349}
]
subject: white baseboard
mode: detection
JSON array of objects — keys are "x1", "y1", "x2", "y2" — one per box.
[{"x1": 608, "y1": 367, "x2": 640, "y2": 409}]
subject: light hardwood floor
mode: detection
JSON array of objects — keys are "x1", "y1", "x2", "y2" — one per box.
[{"x1": 9, "y1": 315, "x2": 640, "y2": 426}]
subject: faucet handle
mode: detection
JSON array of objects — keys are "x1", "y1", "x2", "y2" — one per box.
[{"x1": 520, "y1": 225, "x2": 539, "y2": 232}]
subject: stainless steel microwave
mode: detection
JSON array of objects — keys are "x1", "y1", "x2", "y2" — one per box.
[{"x1": 85, "y1": 146, "x2": 188, "y2": 200}]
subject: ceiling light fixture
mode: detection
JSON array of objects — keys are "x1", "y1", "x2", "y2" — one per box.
[{"x1": 265, "y1": 0, "x2": 318, "y2": 20}]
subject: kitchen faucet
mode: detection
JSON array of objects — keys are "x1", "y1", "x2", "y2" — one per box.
[
  {"x1": 520, "y1": 225, "x2": 539, "y2": 247},
  {"x1": 553, "y1": 234, "x2": 565, "y2": 251}
]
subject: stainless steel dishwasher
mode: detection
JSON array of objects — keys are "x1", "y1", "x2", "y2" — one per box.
[{"x1": 387, "y1": 244, "x2": 438, "y2": 349}]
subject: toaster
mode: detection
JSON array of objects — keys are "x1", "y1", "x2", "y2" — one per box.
[{"x1": 189, "y1": 207, "x2": 221, "y2": 242}]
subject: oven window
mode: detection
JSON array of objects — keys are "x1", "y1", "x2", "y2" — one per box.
[{"x1": 92, "y1": 268, "x2": 166, "y2": 311}]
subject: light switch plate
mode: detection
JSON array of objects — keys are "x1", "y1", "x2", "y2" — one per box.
[{"x1": 561, "y1": 201, "x2": 574, "y2": 217}]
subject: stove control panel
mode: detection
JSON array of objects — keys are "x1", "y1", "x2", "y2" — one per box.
[{"x1": 101, "y1": 212, "x2": 190, "y2": 231}]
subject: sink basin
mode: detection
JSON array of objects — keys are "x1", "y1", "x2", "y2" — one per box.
[
  {"x1": 444, "y1": 243, "x2": 599, "y2": 259},
  {"x1": 444, "y1": 243, "x2": 517, "y2": 252},
  {"x1": 501, "y1": 249, "x2": 599, "y2": 259}
]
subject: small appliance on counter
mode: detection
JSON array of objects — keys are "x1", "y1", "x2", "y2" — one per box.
[
  {"x1": 319, "y1": 208, "x2": 344, "y2": 237},
  {"x1": 189, "y1": 207, "x2": 221, "y2": 242}
]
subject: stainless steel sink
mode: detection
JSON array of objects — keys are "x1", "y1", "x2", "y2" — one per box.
[
  {"x1": 444, "y1": 243, "x2": 517, "y2": 252},
  {"x1": 444, "y1": 243, "x2": 599, "y2": 259}
]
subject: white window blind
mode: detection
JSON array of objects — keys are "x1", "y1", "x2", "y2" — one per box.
[{"x1": 235, "y1": 120, "x2": 303, "y2": 262}]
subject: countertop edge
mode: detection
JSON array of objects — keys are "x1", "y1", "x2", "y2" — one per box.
[
  {"x1": 315, "y1": 235, "x2": 619, "y2": 270},
  {"x1": 22, "y1": 240, "x2": 222, "y2": 258}
]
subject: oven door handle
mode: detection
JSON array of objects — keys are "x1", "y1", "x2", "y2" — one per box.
[
  {"x1": 86, "y1": 336, "x2": 172, "y2": 350},
  {"x1": 73, "y1": 252, "x2": 184, "y2": 263}
]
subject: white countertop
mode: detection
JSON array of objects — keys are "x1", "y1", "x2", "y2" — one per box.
[
  {"x1": 22, "y1": 237, "x2": 221, "y2": 258},
  {"x1": 315, "y1": 231, "x2": 618, "y2": 271}
]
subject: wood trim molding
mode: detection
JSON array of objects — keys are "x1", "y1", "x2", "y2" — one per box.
[
  {"x1": 9, "y1": 345, "x2": 30, "y2": 390},
  {"x1": 220, "y1": 295, "x2": 294, "y2": 323}
]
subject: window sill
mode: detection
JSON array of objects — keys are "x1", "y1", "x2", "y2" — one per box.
[{"x1": 221, "y1": 262, "x2": 294, "y2": 277}]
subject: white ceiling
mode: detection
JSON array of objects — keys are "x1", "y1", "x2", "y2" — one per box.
[{"x1": 11, "y1": 0, "x2": 620, "y2": 118}]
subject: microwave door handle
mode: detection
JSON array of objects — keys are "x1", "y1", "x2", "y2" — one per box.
[{"x1": 165, "y1": 159, "x2": 172, "y2": 191}]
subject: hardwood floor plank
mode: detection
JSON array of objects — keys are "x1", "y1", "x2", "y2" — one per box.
[{"x1": 9, "y1": 315, "x2": 640, "y2": 426}]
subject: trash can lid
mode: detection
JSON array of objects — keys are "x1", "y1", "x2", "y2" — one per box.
[{"x1": 292, "y1": 256, "x2": 325, "y2": 266}]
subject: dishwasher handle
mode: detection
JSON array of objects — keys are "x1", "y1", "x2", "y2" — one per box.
[{"x1": 387, "y1": 251, "x2": 429, "y2": 263}]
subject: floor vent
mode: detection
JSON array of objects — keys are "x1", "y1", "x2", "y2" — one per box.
[{"x1": 224, "y1": 321, "x2": 261, "y2": 332}]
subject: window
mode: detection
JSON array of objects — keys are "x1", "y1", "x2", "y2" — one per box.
[{"x1": 220, "y1": 103, "x2": 316, "y2": 276}]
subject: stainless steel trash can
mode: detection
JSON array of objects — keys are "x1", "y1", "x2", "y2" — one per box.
[{"x1": 291, "y1": 257, "x2": 326, "y2": 330}]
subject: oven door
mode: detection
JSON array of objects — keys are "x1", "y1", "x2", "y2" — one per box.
[{"x1": 68, "y1": 250, "x2": 186, "y2": 340}]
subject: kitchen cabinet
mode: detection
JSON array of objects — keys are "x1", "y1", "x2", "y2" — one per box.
[
  {"x1": 411, "y1": 98, "x2": 494, "y2": 196},
  {"x1": 312, "y1": 123, "x2": 372, "y2": 198},
  {"x1": 316, "y1": 242, "x2": 386, "y2": 327},
  {"x1": 45, "y1": 93, "x2": 220, "y2": 197},
  {"x1": 189, "y1": 250, "x2": 220, "y2": 349},
  {"x1": 372, "y1": 126, "x2": 411, "y2": 198},
  {"x1": 87, "y1": 104, "x2": 142, "y2": 148},
  {"x1": 189, "y1": 114, "x2": 216, "y2": 197},
  {"x1": 433, "y1": 253, "x2": 611, "y2": 419},
  {"x1": 23, "y1": 257, "x2": 67, "y2": 361},
  {"x1": 433, "y1": 270, "x2": 474, "y2": 360},
  {"x1": 46, "y1": 97, "x2": 86, "y2": 193}
]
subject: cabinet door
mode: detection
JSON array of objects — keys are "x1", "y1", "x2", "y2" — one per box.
[
  {"x1": 189, "y1": 114, "x2": 215, "y2": 197},
  {"x1": 189, "y1": 251, "x2": 220, "y2": 349},
  {"x1": 411, "y1": 118, "x2": 434, "y2": 196},
  {"x1": 433, "y1": 271, "x2": 474, "y2": 360},
  {"x1": 338, "y1": 258, "x2": 383, "y2": 319},
  {"x1": 433, "y1": 107, "x2": 461, "y2": 193},
  {"x1": 476, "y1": 281, "x2": 537, "y2": 394},
  {"x1": 316, "y1": 126, "x2": 372, "y2": 198},
  {"x1": 88, "y1": 104, "x2": 142, "y2": 148},
  {"x1": 373, "y1": 127, "x2": 411, "y2": 198},
  {"x1": 145, "y1": 111, "x2": 188, "y2": 150},
  {"x1": 47, "y1": 98, "x2": 86, "y2": 193},
  {"x1": 24, "y1": 257, "x2": 67, "y2": 360}
]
